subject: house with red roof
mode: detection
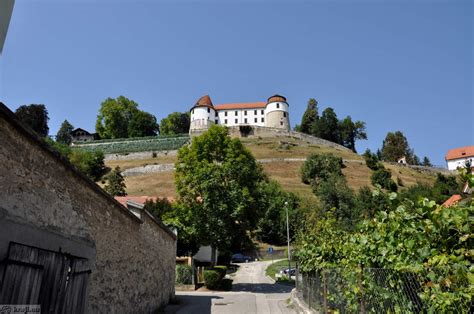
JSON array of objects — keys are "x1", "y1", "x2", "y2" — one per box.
[
  {"x1": 445, "y1": 146, "x2": 474, "y2": 171},
  {"x1": 189, "y1": 94, "x2": 290, "y2": 133}
]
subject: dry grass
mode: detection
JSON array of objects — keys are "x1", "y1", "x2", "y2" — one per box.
[
  {"x1": 108, "y1": 135, "x2": 437, "y2": 198},
  {"x1": 124, "y1": 171, "x2": 177, "y2": 198}
]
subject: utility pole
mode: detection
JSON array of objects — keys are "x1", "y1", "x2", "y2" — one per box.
[{"x1": 285, "y1": 201, "x2": 291, "y2": 278}]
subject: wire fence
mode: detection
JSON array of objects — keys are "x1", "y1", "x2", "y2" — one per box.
[{"x1": 295, "y1": 267, "x2": 472, "y2": 313}]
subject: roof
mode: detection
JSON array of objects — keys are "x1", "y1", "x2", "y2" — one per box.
[
  {"x1": 214, "y1": 102, "x2": 267, "y2": 110},
  {"x1": 267, "y1": 95, "x2": 287, "y2": 104},
  {"x1": 445, "y1": 146, "x2": 474, "y2": 161},
  {"x1": 71, "y1": 128, "x2": 92, "y2": 135},
  {"x1": 192, "y1": 95, "x2": 214, "y2": 110},
  {"x1": 442, "y1": 194, "x2": 463, "y2": 207},
  {"x1": 114, "y1": 196, "x2": 175, "y2": 207}
]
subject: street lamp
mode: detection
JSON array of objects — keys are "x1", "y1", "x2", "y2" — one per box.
[{"x1": 285, "y1": 201, "x2": 291, "y2": 278}]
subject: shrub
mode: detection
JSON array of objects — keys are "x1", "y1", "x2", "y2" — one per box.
[
  {"x1": 213, "y1": 266, "x2": 227, "y2": 280},
  {"x1": 203, "y1": 270, "x2": 221, "y2": 290},
  {"x1": 175, "y1": 265, "x2": 193, "y2": 285},
  {"x1": 371, "y1": 168, "x2": 397, "y2": 192},
  {"x1": 219, "y1": 278, "x2": 233, "y2": 291}
]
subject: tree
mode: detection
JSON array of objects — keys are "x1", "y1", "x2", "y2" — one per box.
[
  {"x1": 95, "y1": 96, "x2": 158, "y2": 139},
  {"x1": 69, "y1": 150, "x2": 108, "y2": 182},
  {"x1": 56, "y1": 120, "x2": 74, "y2": 145},
  {"x1": 356, "y1": 186, "x2": 392, "y2": 219},
  {"x1": 104, "y1": 166, "x2": 127, "y2": 196},
  {"x1": 144, "y1": 198, "x2": 173, "y2": 221},
  {"x1": 15, "y1": 104, "x2": 49, "y2": 137},
  {"x1": 301, "y1": 153, "x2": 344, "y2": 186},
  {"x1": 174, "y1": 125, "x2": 266, "y2": 258},
  {"x1": 315, "y1": 174, "x2": 358, "y2": 229},
  {"x1": 421, "y1": 156, "x2": 432, "y2": 167},
  {"x1": 362, "y1": 149, "x2": 381, "y2": 171},
  {"x1": 299, "y1": 98, "x2": 318, "y2": 135},
  {"x1": 160, "y1": 112, "x2": 190, "y2": 135},
  {"x1": 371, "y1": 168, "x2": 397, "y2": 192},
  {"x1": 338, "y1": 116, "x2": 367, "y2": 152},
  {"x1": 312, "y1": 107, "x2": 339, "y2": 143},
  {"x1": 381, "y1": 131, "x2": 412, "y2": 162},
  {"x1": 128, "y1": 110, "x2": 159, "y2": 137}
]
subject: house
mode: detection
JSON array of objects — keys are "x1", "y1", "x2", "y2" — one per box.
[
  {"x1": 397, "y1": 156, "x2": 407, "y2": 164},
  {"x1": 0, "y1": 103, "x2": 176, "y2": 313},
  {"x1": 70, "y1": 128, "x2": 99, "y2": 143},
  {"x1": 445, "y1": 146, "x2": 474, "y2": 171},
  {"x1": 189, "y1": 94, "x2": 290, "y2": 133}
]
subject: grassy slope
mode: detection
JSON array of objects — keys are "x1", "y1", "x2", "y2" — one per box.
[{"x1": 106, "y1": 136, "x2": 436, "y2": 200}]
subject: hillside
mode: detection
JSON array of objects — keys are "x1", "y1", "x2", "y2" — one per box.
[{"x1": 104, "y1": 135, "x2": 439, "y2": 202}]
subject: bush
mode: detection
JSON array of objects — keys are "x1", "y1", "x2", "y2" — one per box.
[
  {"x1": 203, "y1": 270, "x2": 221, "y2": 290},
  {"x1": 213, "y1": 266, "x2": 227, "y2": 280},
  {"x1": 371, "y1": 168, "x2": 397, "y2": 192},
  {"x1": 175, "y1": 265, "x2": 193, "y2": 285},
  {"x1": 219, "y1": 278, "x2": 233, "y2": 291}
]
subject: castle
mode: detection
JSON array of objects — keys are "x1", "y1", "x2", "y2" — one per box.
[{"x1": 189, "y1": 94, "x2": 290, "y2": 133}]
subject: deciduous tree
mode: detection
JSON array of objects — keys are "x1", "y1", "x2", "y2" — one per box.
[
  {"x1": 56, "y1": 120, "x2": 74, "y2": 145},
  {"x1": 312, "y1": 107, "x2": 339, "y2": 143},
  {"x1": 15, "y1": 104, "x2": 49, "y2": 137},
  {"x1": 381, "y1": 131, "x2": 412, "y2": 162},
  {"x1": 339, "y1": 116, "x2": 367, "y2": 152},
  {"x1": 160, "y1": 112, "x2": 190, "y2": 135}
]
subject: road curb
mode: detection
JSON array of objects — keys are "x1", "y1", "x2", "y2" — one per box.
[{"x1": 290, "y1": 288, "x2": 317, "y2": 314}]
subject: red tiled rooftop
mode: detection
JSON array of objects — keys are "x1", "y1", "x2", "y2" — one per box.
[
  {"x1": 214, "y1": 102, "x2": 267, "y2": 110},
  {"x1": 442, "y1": 194, "x2": 463, "y2": 207},
  {"x1": 445, "y1": 146, "x2": 474, "y2": 161},
  {"x1": 114, "y1": 196, "x2": 175, "y2": 207}
]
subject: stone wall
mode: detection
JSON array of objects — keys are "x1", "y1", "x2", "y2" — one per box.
[{"x1": 0, "y1": 103, "x2": 176, "y2": 313}]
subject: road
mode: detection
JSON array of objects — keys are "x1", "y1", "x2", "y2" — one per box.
[{"x1": 166, "y1": 260, "x2": 296, "y2": 314}]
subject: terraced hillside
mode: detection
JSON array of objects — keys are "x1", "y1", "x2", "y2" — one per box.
[{"x1": 104, "y1": 135, "x2": 439, "y2": 202}]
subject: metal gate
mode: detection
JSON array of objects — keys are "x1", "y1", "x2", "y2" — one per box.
[{"x1": 0, "y1": 242, "x2": 91, "y2": 313}]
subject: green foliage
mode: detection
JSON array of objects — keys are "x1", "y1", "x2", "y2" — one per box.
[
  {"x1": 95, "y1": 96, "x2": 158, "y2": 138},
  {"x1": 69, "y1": 150, "x2": 108, "y2": 181},
  {"x1": 15, "y1": 104, "x2": 49, "y2": 137},
  {"x1": 338, "y1": 116, "x2": 367, "y2": 152},
  {"x1": 315, "y1": 174, "x2": 358, "y2": 229},
  {"x1": 312, "y1": 107, "x2": 339, "y2": 143},
  {"x1": 144, "y1": 197, "x2": 173, "y2": 221},
  {"x1": 355, "y1": 186, "x2": 392, "y2": 219},
  {"x1": 380, "y1": 130, "x2": 420, "y2": 164},
  {"x1": 299, "y1": 98, "x2": 318, "y2": 135},
  {"x1": 362, "y1": 149, "x2": 381, "y2": 171},
  {"x1": 160, "y1": 112, "x2": 190, "y2": 135},
  {"x1": 295, "y1": 194, "x2": 473, "y2": 311},
  {"x1": 56, "y1": 120, "x2": 74, "y2": 145},
  {"x1": 370, "y1": 168, "x2": 397, "y2": 192},
  {"x1": 203, "y1": 270, "x2": 221, "y2": 290},
  {"x1": 174, "y1": 125, "x2": 266, "y2": 253},
  {"x1": 256, "y1": 180, "x2": 303, "y2": 245},
  {"x1": 301, "y1": 153, "x2": 344, "y2": 186},
  {"x1": 75, "y1": 135, "x2": 189, "y2": 154},
  {"x1": 399, "y1": 173, "x2": 460, "y2": 204},
  {"x1": 104, "y1": 166, "x2": 127, "y2": 196},
  {"x1": 175, "y1": 264, "x2": 193, "y2": 285},
  {"x1": 127, "y1": 110, "x2": 159, "y2": 137}
]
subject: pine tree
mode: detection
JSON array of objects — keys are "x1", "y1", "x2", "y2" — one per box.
[
  {"x1": 300, "y1": 98, "x2": 318, "y2": 135},
  {"x1": 104, "y1": 166, "x2": 127, "y2": 196},
  {"x1": 56, "y1": 120, "x2": 74, "y2": 144},
  {"x1": 313, "y1": 107, "x2": 339, "y2": 143},
  {"x1": 422, "y1": 156, "x2": 432, "y2": 167}
]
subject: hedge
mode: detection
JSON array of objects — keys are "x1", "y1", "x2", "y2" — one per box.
[
  {"x1": 176, "y1": 264, "x2": 193, "y2": 285},
  {"x1": 203, "y1": 270, "x2": 221, "y2": 290}
]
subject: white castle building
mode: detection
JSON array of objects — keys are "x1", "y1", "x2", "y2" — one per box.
[{"x1": 189, "y1": 94, "x2": 290, "y2": 133}]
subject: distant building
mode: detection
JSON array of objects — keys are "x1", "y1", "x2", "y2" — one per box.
[
  {"x1": 189, "y1": 94, "x2": 290, "y2": 133},
  {"x1": 445, "y1": 146, "x2": 474, "y2": 171},
  {"x1": 70, "y1": 128, "x2": 99, "y2": 143},
  {"x1": 397, "y1": 156, "x2": 407, "y2": 164}
]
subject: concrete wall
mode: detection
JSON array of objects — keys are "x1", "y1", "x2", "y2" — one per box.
[{"x1": 0, "y1": 104, "x2": 176, "y2": 313}]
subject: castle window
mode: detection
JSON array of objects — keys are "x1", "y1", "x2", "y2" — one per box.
[
  {"x1": 244, "y1": 118, "x2": 248, "y2": 123},
  {"x1": 280, "y1": 121, "x2": 283, "y2": 126},
  {"x1": 244, "y1": 111, "x2": 247, "y2": 116},
  {"x1": 283, "y1": 112, "x2": 287, "y2": 117},
  {"x1": 261, "y1": 110, "x2": 264, "y2": 115},
  {"x1": 254, "y1": 110, "x2": 257, "y2": 115},
  {"x1": 261, "y1": 118, "x2": 264, "y2": 123},
  {"x1": 215, "y1": 119, "x2": 218, "y2": 124},
  {"x1": 225, "y1": 112, "x2": 228, "y2": 116},
  {"x1": 225, "y1": 119, "x2": 227, "y2": 124},
  {"x1": 235, "y1": 119, "x2": 238, "y2": 123},
  {"x1": 254, "y1": 118, "x2": 257, "y2": 123},
  {"x1": 235, "y1": 111, "x2": 238, "y2": 116},
  {"x1": 276, "y1": 103, "x2": 280, "y2": 109}
]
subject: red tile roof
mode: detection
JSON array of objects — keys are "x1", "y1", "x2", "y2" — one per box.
[
  {"x1": 192, "y1": 95, "x2": 214, "y2": 109},
  {"x1": 267, "y1": 95, "x2": 287, "y2": 103},
  {"x1": 442, "y1": 194, "x2": 463, "y2": 207},
  {"x1": 214, "y1": 102, "x2": 267, "y2": 110},
  {"x1": 445, "y1": 146, "x2": 474, "y2": 161},
  {"x1": 114, "y1": 196, "x2": 175, "y2": 207}
]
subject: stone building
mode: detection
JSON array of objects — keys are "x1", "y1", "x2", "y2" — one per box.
[
  {"x1": 189, "y1": 94, "x2": 290, "y2": 134},
  {"x1": 70, "y1": 128, "x2": 99, "y2": 143},
  {"x1": 0, "y1": 103, "x2": 176, "y2": 313}
]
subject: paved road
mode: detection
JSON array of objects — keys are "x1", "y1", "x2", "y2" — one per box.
[{"x1": 166, "y1": 260, "x2": 296, "y2": 314}]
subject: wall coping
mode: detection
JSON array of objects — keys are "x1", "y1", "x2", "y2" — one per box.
[{"x1": 0, "y1": 103, "x2": 177, "y2": 241}]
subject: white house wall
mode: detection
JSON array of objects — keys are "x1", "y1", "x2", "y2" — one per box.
[{"x1": 447, "y1": 157, "x2": 474, "y2": 171}]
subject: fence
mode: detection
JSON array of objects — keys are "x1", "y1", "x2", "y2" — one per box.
[{"x1": 295, "y1": 267, "x2": 472, "y2": 313}]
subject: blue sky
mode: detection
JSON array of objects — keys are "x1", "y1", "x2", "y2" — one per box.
[{"x1": 1, "y1": 0, "x2": 472, "y2": 166}]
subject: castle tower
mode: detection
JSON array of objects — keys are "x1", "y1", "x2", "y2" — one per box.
[
  {"x1": 189, "y1": 95, "x2": 217, "y2": 133},
  {"x1": 265, "y1": 94, "x2": 290, "y2": 130}
]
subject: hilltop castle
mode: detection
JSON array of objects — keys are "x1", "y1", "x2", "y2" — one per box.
[{"x1": 189, "y1": 94, "x2": 290, "y2": 133}]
